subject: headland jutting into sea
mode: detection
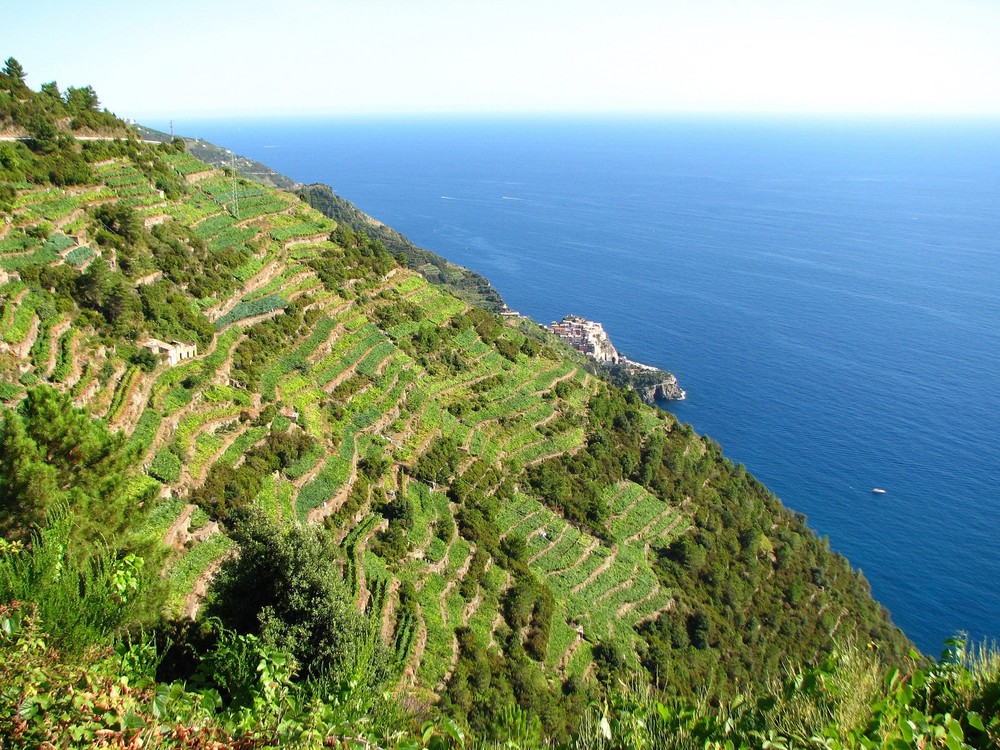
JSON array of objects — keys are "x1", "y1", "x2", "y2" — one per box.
[{"x1": 548, "y1": 314, "x2": 686, "y2": 403}]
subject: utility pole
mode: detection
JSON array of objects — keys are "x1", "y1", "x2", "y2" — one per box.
[{"x1": 230, "y1": 151, "x2": 240, "y2": 220}]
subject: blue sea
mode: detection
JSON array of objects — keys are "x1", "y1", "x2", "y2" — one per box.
[{"x1": 161, "y1": 115, "x2": 1000, "y2": 655}]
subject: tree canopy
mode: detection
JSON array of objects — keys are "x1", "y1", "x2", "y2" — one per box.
[{"x1": 0, "y1": 386, "x2": 136, "y2": 546}]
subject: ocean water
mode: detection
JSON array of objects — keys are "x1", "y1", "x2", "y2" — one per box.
[{"x1": 164, "y1": 115, "x2": 1000, "y2": 654}]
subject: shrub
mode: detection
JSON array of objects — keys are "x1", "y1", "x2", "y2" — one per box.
[{"x1": 208, "y1": 510, "x2": 391, "y2": 689}]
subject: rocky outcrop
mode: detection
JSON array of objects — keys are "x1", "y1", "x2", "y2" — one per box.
[{"x1": 640, "y1": 373, "x2": 686, "y2": 403}]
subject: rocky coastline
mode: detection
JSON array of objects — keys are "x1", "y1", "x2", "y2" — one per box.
[
  {"x1": 639, "y1": 372, "x2": 686, "y2": 403},
  {"x1": 606, "y1": 359, "x2": 686, "y2": 405}
]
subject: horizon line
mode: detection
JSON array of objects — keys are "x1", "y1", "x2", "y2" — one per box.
[{"x1": 131, "y1": 109, "x2": 1000, "y2": 125}]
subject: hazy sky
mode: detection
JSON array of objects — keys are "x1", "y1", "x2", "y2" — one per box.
[{"x1": 5, "y1": 0, "x2": 1000, "y2": 119}]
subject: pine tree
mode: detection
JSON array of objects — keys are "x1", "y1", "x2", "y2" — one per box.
[
  {"x1": 0, "y1": 387, "x2": 131, "y2": 546},
  {"x1": 2, "y1": 57, "x2": 26, "y2": 85},
  {"x1": 0, "y1": 410, "x2": 60, "y2": 540}
]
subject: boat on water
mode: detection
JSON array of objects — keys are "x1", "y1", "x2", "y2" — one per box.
[{"x1": 872, "y1": 487, "x2": 887, "y2": 494}]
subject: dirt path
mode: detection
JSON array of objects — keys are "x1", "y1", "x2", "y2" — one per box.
[
  {"x1": 531, "y1": 406, "x2": 562, "y2": 432},
  {"x1": 616, "y1": 578, "x2": 661, "y2": 619},
  {"x1": 185, "y1": 169, "x2": 219, "y2": 183},
  {"x1": 305, "y1": 319, "x2": 349, "y2": 366},
  {"x1": 625, "y1": 506, "x2": 677, "y2": 545},
  {"x1": 282, "y1": 233, "x2": 330, "y2": 251},
  {"x1": 110, "y1": 368, "x2": 148, "y2": 432},
  {"x1": 559, "y1": 632, "x2": 584, "y2": 674},
  {"x1": 305, "y1": 455, "x2": 359, "y2": 525},
  {"x1": 72, "y1": 361, "x2": 105, "y2": 409},
  {"x1": 13, "y1": 315, "x2": 40, "y2": 361},
  {"x1": 533, "y1": 366, "x2": 579, "y2": 396},
  {"x1": 405, "y1": 604, "x2": 429, "y2": 688},
  {"x1": 63, "y1": 330, "x2": 83, "y2": 389},
  {"x1": 319, "y1": 339, "x2": 384, "y2": 394},
  {"x1": 518, "y1": 441, "x2": 585, "y2": 469},
  {"x1": 291, "y1": 452, "x2": 326, "y2": 489},
  {"x1": 217, "y1": 308, "x2": 285, "y2": 333},
  {"x1": 651, "y1": 515, "x2": 689, "y2": 546},
  {"x1": 142, "y1": 330, "x2": 232, "y2": 470},
  {"x1": 303, "y1": 341, "x2": 407, "y2": 524},
  {"x1": 545, "y1": 535, "x2": 599, "y2": 578},
  {"x1": 210, "y1": 332, "x2": 247, "y2": 388},
  {"x1": 527, "y1": 523, "x2": 569, "y2": 566},
  {"x1": 633, "y1": 596, "x2": 675, "y2": 629},
  {"x1": 443, "y1": 631, "x2": 460, "y2": 687},
  {"x1": 89, "y1": 360, "x2": 126, "y2": 417},
  {"x1": 2, "y1": 286, "x2": 29, "y2": 308},
  {"x1": 205, "y1": 260, "x2": 284, "y2": 324},
  {"x1": 609, "y1": 483, "x2": 647, "y2": 522},
  {"x1": 189, "y1": 419, "x2": 256, "y2": 489},
  {"x1": 461, "y1": 590, "x2": 482, "y2": 627},
  {"x1": 499, "y1": 505, "x2": 543, "y2": 541},
  {"x1": 488, "y1": 611, "x2": 505, "y2": 651},
  {"x1": 437, "y1": 548, "x2": 475, "y2": 615},
  {"x1": 352, "y1": 519, "x2": 385, "y2": 611},
  {"x1": 234, "y1": 202, "x2": 297, "y2": 228}
]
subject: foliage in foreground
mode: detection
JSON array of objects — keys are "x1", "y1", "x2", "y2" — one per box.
[
  {"x1": 0, "y1": 387, "x2": 138, "y2": 548},
  {"x1": 3, "y1": 573, "x2": 1000, "y2": 750},
  {"x1": 205, "y1": 509, "x2": 393, "y2": 691},
  {"x1": 0, "y1": 512, "x2": 427, "y2": 749},
  {"x1": 568, "y1": 640, "x2": 1000, "y2": 750},
  {"x1": 1, "y1": 510, "x2": 997, "y2": 749}
]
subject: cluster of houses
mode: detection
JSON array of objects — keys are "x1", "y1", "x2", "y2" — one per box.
[{"x1": 548, "y1": 315, "x2": 620, "y2": 364}]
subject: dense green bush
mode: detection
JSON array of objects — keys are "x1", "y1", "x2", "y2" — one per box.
[
  {"x1": 0, "y1": 508, "x2": 151, "y2": 655},
  {"x1": 208, "y1": 509, "x2": 391, "y2": 690}
]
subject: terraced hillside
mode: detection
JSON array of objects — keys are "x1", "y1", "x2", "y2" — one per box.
[
  {"x1": 134, "y1": 124, "x2": 506, "y2": 312},
  {"x1": 0, "y1": 115, "x2": 909, "y2": 738}
]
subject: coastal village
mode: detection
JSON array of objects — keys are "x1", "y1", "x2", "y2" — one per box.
[
  {"x1": 548, "y1": 315, "x2": 686, "y2": 401},
  {"x1": 549, "y1": 315, "x2": 621, "y2": 363}
]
